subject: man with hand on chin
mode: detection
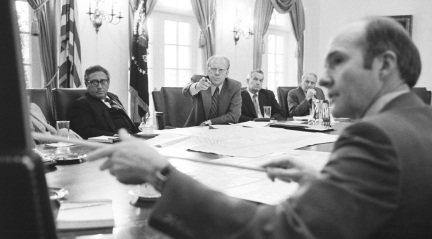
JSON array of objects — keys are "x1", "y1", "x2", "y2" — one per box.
[
  {"x1": 288, "y1": 72, "x2": 326, "y2": 116},
  {"x1": 182, "y1": 55, "x2": 242, "y2": 127}
]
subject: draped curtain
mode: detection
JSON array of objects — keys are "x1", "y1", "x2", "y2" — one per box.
[
  {"x1": 27, "y1": 0, "x2": 59, "y2": 120},
  {"x1": 190, "y1": 0, "x2": 216, "y2": 72},
  {"x1": 253, "y1": 0, "x2": 305, "y2": 84},
  {"x1": 252, "y1": 0, "x2": 273, "y2": 70}
]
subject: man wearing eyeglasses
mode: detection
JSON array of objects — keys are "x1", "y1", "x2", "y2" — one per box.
[
  {"x1": 182, "y1": 55, "x2": 242, "y2": 127},
  {"x1": 69, "y1": 65, "x2": 138, "y2": 139}
]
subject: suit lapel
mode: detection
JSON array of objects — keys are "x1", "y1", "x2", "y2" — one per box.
[
  {"x1": 258, "y1": 90, "x2": 267, "y2": 115},
  {"x1": 87, "y1": 94, "x2": 116, "y2": 132},
  {"x1": 243, "y1": 91, "x2": 257, "y2": 118},
  {"x1": 218, "y1": 81, "x2": 231, "y2": 115}
]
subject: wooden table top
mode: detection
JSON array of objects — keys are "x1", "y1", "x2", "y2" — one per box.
[{"x1": 42, "y1": 122, "x2": 349, "y2": 239}]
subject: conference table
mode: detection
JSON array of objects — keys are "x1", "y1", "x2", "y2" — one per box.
[{"x1": 41, "y1": 122, "x2": 349, "y2": 239}]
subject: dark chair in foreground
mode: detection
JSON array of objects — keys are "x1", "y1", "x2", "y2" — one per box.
[
  {"x1": 52, "y1": 88, "x2": 87, "y2": 121},
  {"x1": 27, "y1": 88, "x2": 55, "y2": 126},
  {"x1": 277, "y1": 86, "x2": 297, "y2": 118},
  {"x1": 152, "y1": 87, "x2": 193, "y2": 129}
]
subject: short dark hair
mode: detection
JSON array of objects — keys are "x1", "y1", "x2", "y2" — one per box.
[
  {"x1": 84, "y1": 65, "x2": 110, "y2": 82},
  {"x1": 361, "y1": 17, "x2": 421, "y2": 88}
]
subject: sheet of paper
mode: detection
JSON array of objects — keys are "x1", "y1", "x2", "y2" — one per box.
[{"x1": 168, "y1": 150, "x2": 331, "y2": 204}]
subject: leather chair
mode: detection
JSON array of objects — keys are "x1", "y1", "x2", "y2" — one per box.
[
  {"x1": 412, "y1": 87, "x2": 431, "y2": 105},
  {"x1": 277, "y1": 86, "x2": 297, "y2": 118},
  {"x1": 159, "y1": 87, "x2": 193, "y2": 128},
  {"x1": 52, "y1": 88, "x2": 87, "y2": 121},
  {"x1": 152, "y1": 90, "x2": 166, "y2": 130},
  {"x1": 26, "y1": 88, "x2": 55, "y2": 126}
]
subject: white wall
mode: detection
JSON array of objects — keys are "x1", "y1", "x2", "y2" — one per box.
[
  {"x1": 310, "y1": 0, "x2": 432, "y2": 89},
  {"x1": 77, "y1": 0, "x2": 129, "y2": 109}
]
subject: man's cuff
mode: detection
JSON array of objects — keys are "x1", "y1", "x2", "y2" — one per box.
[{"x1": 189, "y1": 83, "x2": 199, "y2": 96}]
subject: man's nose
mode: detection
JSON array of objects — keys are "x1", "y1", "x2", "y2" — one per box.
[{"x1": 319, "y1": 76, "x2": 334, "y2": 88}]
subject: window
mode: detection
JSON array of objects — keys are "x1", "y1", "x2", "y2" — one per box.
[
  {"x1": 262, "y1": 11, "x2": 298, "y2": 96},
  {"x1": 147, "y1": 1, "x2": 198, "y2": 90},
  {"x1": 15, "y1": 0, "x2": 32, "y2": 88}
]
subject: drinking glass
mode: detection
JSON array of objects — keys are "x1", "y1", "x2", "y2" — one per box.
[
  {"x1": 263, "y1": 106, "x2": 272, "y2": 118},
  {"x1": 56, "y1": 121, "x2": 70, "y2": 147}
]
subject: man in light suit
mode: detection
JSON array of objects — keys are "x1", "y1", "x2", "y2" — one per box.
[
  {"x1": 288, "y1": 72, "x2": 326, "y2": 116},
  {"x1": 239, "y1": 69, "x2": 286, "y2": 122},
  {"x1": 69, "y1": 65, "x2": 138, "y2": 139},
  {"x1": 182, "y1": 55, "x2": 242, "y2": 127},
  {"x1": 88, "y1": 17, "x2": 432, "y2": 238}
]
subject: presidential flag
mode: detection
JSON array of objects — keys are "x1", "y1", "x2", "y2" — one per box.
[
  {"x1": 59, "y1": 0, "x2": 82, "y2": 88},
  {"x1": 130, "y1": 0, "x2": 149, "y2": 119}
]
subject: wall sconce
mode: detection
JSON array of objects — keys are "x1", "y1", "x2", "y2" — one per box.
[
  {"x1": 233, "y1": 8, "x2": 254, "y2": 45},
  {"x1": 87, "y1": 0, "x2": 123, "y2": 33}
]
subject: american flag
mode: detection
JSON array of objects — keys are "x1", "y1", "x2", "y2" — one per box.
[
  {"x1": 59, "y1": 0, "x2": 82, "y2": 88},
  {"x1": 130, "y1": 0, "x2": 150, "y2": 119}
]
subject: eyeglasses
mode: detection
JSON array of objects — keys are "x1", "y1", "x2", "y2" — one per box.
[
  {"x1": 208, "y1": 67, "x2": 227, "y2": 74},
  {"x1": 87, "y1": 79, "x2": 109, "y2": 87}
]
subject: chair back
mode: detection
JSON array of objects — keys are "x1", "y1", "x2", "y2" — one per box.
[
  {"x1": 152, "y1": 90, "x2": 165, "y2": 130},
  {"x1": 53, "y1": 88, "x2": 87, "y2": 121},
  {"x1": 161, "y1": 87, "x2": 193, "y2": 128},
  {"x1": 277, "y1": 86, "x2": 297, "y2": 117},
  {"x1": 412, "y1": 87, "x2": 429, "y2": 104},
  {"x1": 26, "y1": 88, "x2": 55, "y2": 126},
  {"x1": 426, "y1": 91, "x2": 431, "y2": 105}
]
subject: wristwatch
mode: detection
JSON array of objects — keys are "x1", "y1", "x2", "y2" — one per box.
[{"x1": 154, "y1": 164, "x2": 172, "y2": 192}]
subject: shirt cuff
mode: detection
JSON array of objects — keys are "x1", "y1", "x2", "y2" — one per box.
[{"x1": 189, "y1": 83, "x2": 199, "y2": 96}]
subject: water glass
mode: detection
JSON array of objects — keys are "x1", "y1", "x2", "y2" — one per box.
[
  {"x1": 56, "y1": 121, "x2": 70, "y2": 146},
  {"x1": 263, "y1": 106, "x2": 272, "y2": 118}
]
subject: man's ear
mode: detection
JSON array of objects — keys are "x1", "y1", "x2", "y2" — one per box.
[
  {"x1": 246, "y1": 78, "x2": 250, "y2": 85},
  {"x1": 378, "y1": 50, "x2": 398, "y2": 79}
]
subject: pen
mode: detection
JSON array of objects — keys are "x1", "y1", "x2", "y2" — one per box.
[{"x1": 61, "y1": 203, "x2": 106, "y2": 210}]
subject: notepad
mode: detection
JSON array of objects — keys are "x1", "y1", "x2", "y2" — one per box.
[
  {"x1": 87, "y1": 136, "x2": 120, "y2": 143},
  {"x1": 56, "y1": 200, "x2": 114, "y2": 230}
]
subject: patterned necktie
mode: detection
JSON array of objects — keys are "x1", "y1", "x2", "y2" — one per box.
[
  {"x1": 105, "y1": 98, "x2": 125, "y2": 112},
  {"x1": 253, "y1": 94, "x2": 262, "y2": 118},
  {"x1": 209, "y1": 87, "x2": 219, "y2": 119}
]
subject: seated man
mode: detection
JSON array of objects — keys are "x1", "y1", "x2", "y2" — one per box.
[
  {"x1": 89, "y1": 17, "x2": 432, "y2": 238},
  {"x1": 182, "y1": 55, "x2": 242, "y2": 127},
  {"x1": 69, "y1": 65, "x2": 138, "y2": 139},
  {"x1": 288, "y1": 72, "x2": 326, "y2": 116},
  {"x1": 29, "y1": 97, "x2": 81, "y2": 144},
  {"x1": 239, "y1": 69, "x2": 285, "y2": 122}
]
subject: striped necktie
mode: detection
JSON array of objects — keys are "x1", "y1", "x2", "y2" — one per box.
[{"x1": 209, "y1": 87, "x2": 219, "y2": 119}]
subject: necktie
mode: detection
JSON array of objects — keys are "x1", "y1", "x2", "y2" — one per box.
[
  {"x1": 209, "y1": 87, "x2": 219, "y2": 119},
  {"x1": 105, "y1": 98, "x2": 125, "y2": 112},
  {"x1": 253, "y1": 94, "x2": 262, "y2": 118}
]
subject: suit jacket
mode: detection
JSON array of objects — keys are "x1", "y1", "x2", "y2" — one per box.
[
  {"x1": 149, "y1": 92, "x2": 432, "y2": 239},
  {"x1": 69, "y1": 92, "x2": 138, "y2": 139},
  {"x1": 239, "y1": 89, "x2": 286, "y2": 122},
  {"x1": 182, "y1": 75, "x2": 242, "y2": 127},
  {"x1": 288, "y1": 86, "x2": 326, "y2": 116}
]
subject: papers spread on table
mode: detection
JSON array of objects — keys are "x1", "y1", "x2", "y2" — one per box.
[
  {"x1": 169, "y1": 150, "x2": 331, "y2": 204},
  {"x1": 146, "y1": 126, "x2": 338, "y2": 158},
  {"x1": 87, "y1": 136, "x2": 120, "y2": 144},
  {"x1": 56, "y1": 200, "x2": 114, "y2": 231}
]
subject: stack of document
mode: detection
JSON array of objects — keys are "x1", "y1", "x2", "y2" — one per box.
[
  {"x1": 56, "y1": 200, "x2": 114, "y2": 231},
  {"x1": 87, "y1": 136, "x2": 120, "y2": 143}
]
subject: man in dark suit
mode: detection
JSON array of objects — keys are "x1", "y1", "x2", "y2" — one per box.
[
  {"x1": 288, "y1": 72, "x2": 326, "y2": 116},
  {"x1": 88, "y1": 17, "x2": 432, "y2": 238},
  {"x1": 182, "y1": 55, "x2": 242, "y2": 127},
  {"x1": 239, "y1": 69, "x2": 285, "y2": 122},
  {"x1": 69, "y1": 65, "x2": 138, "y2": 139}
]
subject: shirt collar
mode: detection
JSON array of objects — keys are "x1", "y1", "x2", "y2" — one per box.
[
  {"x1": 363, "y1": 84, "x2": 410, "y2": 118},
  {"x1": 247, "y1": 89, "x2": 259, "y2": 99},
  {"x1": 211, "y1": 83, "x2": 224, "y2": 95}
]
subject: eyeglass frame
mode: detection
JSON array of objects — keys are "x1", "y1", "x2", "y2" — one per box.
[
  {"x1": 208, "y1": 67, "x2": 228, "y2": 74},
  {"x1": 86, "y1": 79, "x2": 110, "y2": 87}
]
